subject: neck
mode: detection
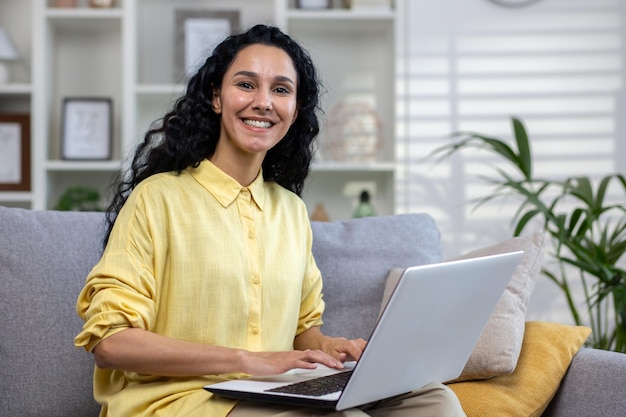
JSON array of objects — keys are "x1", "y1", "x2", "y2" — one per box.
[{"x1": 209, "y1": 148, "x2": 264, "y2": 187}]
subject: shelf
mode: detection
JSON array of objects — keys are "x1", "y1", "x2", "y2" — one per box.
[
  {"x1": 46, "y1": 7, "x2": 123, "y2": 19},
  {"x1": 0, "y1": 192, "x2": 33, "y2": 203},
  {"x1": 287, "y1": 8, "x2": 395, "y2": 20},
  {"x1": 45, "y1": 160, "x2": 122, "y2": 171},
  {"x1": 0, "y1": 84, "x2": 32, "y2": 95},
  {"x1": 287, "y1": 10, "x2": 394, "y2": 33},
  {"x1": 45, "y1": 7, "x2": 123, "y2": 31},
  {"x1": 311, "y1": 161, "x2": 396, "y2": 172},
  {"x1": 135, "y1": 84, "x2": 186, "y2": 96}
]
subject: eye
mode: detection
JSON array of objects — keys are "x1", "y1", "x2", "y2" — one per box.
[
  {"x1": 237, "y1": 81, "x2": 254, "y2": 90},
  {"x1": 274, "y1": 86, "x2": 293, "y2": 95}
]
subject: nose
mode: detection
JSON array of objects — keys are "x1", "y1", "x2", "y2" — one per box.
[{"x1": 252, "y1": 90, "x2": 272, "y2": 112}]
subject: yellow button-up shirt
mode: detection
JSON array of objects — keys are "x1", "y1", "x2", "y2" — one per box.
[{"x1": 74, "y1": 160, "x2": 325, "y2": 417}]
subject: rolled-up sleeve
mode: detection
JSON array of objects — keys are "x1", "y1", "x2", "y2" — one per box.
[
  {"x1": 74, "y1": 194, "x2": 158, "y2": 352},
  {"x1": 296, "y1": 223, "x2": 325, "y2": 336}
]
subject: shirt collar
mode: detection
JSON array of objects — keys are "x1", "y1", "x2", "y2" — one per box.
[{"x1": 188, "y1": 159, "x2": 265, "y2": 210}]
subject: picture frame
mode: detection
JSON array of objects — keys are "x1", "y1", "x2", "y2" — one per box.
[
  {"x1": 61, "y1": 97, "x2": 112, "y2": 160},
  {"x1": 174, "y1": 9, "x2": 240, "y2": 80},
  {"x1": 0, "y1": 114, "x2": 30, "y2": 191}
]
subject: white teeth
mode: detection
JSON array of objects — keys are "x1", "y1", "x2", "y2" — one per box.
[{"x1": 244, "y1": 119, "x2": 272, "y2": 128}]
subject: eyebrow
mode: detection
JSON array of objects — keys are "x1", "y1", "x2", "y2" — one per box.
[{"x1": 233, "y1": 70, "x2": 296, "y2": 86}]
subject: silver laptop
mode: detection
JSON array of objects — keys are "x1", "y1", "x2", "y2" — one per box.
[{"x1": 205, "y1": 251, "x2": 524, "y2": 411}]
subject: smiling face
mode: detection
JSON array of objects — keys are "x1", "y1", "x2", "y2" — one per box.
[{"x1": 210, "y1": 44, "x2": 299, "y2": 180}]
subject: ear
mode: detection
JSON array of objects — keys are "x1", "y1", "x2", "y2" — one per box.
[
  {"x1": 291, "y1": 105, "x2": 299, "y2": 125},
  {"x1": 212, "y1": 89, "x2": 222, "y2": 114}
]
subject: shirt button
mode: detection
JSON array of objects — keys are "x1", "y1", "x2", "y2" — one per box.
[
  {"x1": 253, "y1": 275, "x2": 261, "y2": 285},
  {"x1": 251, "y1": 327, "x2": 259, "y2": 335}
]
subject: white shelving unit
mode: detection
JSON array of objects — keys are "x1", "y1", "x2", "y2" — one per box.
[
  {"x1": 29, "y1": 0, "x2": 126, "y2": 209},
  {"x1": 277, "y1": 0, "x2": 397, "y2": 220},
  {"x1": 0, "y1": 0, "x2": 397, "y2": 220},
  {"x1": 0, "y1": 0, "x2": 33, "y2": 208}
]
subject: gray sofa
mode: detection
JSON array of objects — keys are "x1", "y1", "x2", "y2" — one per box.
[{"x1": 1, "y1": 206, "x2": 625, "y2": 417}]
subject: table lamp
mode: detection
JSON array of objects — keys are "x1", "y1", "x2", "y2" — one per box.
[{"x1": 0, "y1": 28, "x2": 19, "y2": 84}]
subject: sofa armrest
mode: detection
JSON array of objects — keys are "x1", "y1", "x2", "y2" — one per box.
[{"x1": 542, "y1": 347, "x2": 626, "y2": 417}]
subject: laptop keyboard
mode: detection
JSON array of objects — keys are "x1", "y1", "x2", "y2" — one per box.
[{"x1": 265, "y1": 370, "x2": 353, "y2": 397}]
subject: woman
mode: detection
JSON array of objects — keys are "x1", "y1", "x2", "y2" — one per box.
[{"x1": 75, "y1": 24, "x2": 466, "y2": 417}]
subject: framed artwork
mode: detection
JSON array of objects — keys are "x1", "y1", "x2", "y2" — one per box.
[
  {"x1": 174, "y1": 9, "x2": 240, "y2": 80},
  {"x1": 61, "y1": 98, "x2": 112, "y2": 160},
  {"x1": 0, "y1": 114, "x2": 30, "y2": 191}
]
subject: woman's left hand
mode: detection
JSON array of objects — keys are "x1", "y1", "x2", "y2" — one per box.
[
  {"x1": 323, "y1": 336, "x2": 367, "y2": 363},
  {"x1": 294, "y1": 327, "x2": 367, "y2": 363}
]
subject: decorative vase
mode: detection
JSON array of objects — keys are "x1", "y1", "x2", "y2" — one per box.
[
  {"x1": 310, "y1": 203, "x2": 331, "y2": 222},
  {"x1": 322, "y1": 101, "x2": 383, "y2": 163},
  {"x1": 352, "y1": 190, "x2": 377, "y2": 218}
]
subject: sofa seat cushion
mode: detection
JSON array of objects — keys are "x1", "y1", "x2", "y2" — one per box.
[
  {"x1": 312, "y1": 213, "x2": 442, "y2": 340},
  {"x1": 0, "y1": 207, "x2": 105, "y2": 416}
]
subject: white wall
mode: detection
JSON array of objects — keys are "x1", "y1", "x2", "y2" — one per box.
[{"x1": 395, "y1": 0, "x2": 625, "y2": 324}]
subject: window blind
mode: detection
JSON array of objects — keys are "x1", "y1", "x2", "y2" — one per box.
[{"x1": 396, "y1": 0, "x2": 624, "y2": 256}]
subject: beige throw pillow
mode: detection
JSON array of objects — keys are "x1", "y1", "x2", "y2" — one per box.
[{"x1": 380, "y1": 232, "x2": 545, "y2": 381}]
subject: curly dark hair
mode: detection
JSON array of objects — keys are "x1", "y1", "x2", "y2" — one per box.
[{"x1": 103, "y1": 24, "x2": 322, "y2": 245}]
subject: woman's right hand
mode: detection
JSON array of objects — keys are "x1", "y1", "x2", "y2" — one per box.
[
  {"x1": 93, "y1": 328, "x2": 344, "y2": 377},
  {"x1": 240, "y1": 349, "x2": 345, "y2": 376}
]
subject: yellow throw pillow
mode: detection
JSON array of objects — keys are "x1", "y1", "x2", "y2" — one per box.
[{"x1": 447, "y1": 321, "x2": 591, "y2": 417}]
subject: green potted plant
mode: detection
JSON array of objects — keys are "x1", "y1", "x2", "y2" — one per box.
[
  {"x1": 54, "y1": 186, "x2": 103, "y2": 212},
  {"x1": 430, "y1": 117, "x2": 626, "y2": 352}
]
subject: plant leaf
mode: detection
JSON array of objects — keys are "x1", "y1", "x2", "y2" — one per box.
[{"x1": 512, "y1": 117, "x2": 532, "y2": 179}]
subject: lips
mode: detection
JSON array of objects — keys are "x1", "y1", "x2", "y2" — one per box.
[{"x1": 243, "y1": 119, "x2": 273, "y2": 129}]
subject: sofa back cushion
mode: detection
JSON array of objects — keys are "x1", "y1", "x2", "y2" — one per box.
[
  {"x1": 312, "y1": 213, "x2": 442, "y2": 340},
  {"x1": 0, "y1": 208, "x2": 441, "y2": 416},
  {"x1": 0, "y1": 207, "x2": 105, "y2": 416}
]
